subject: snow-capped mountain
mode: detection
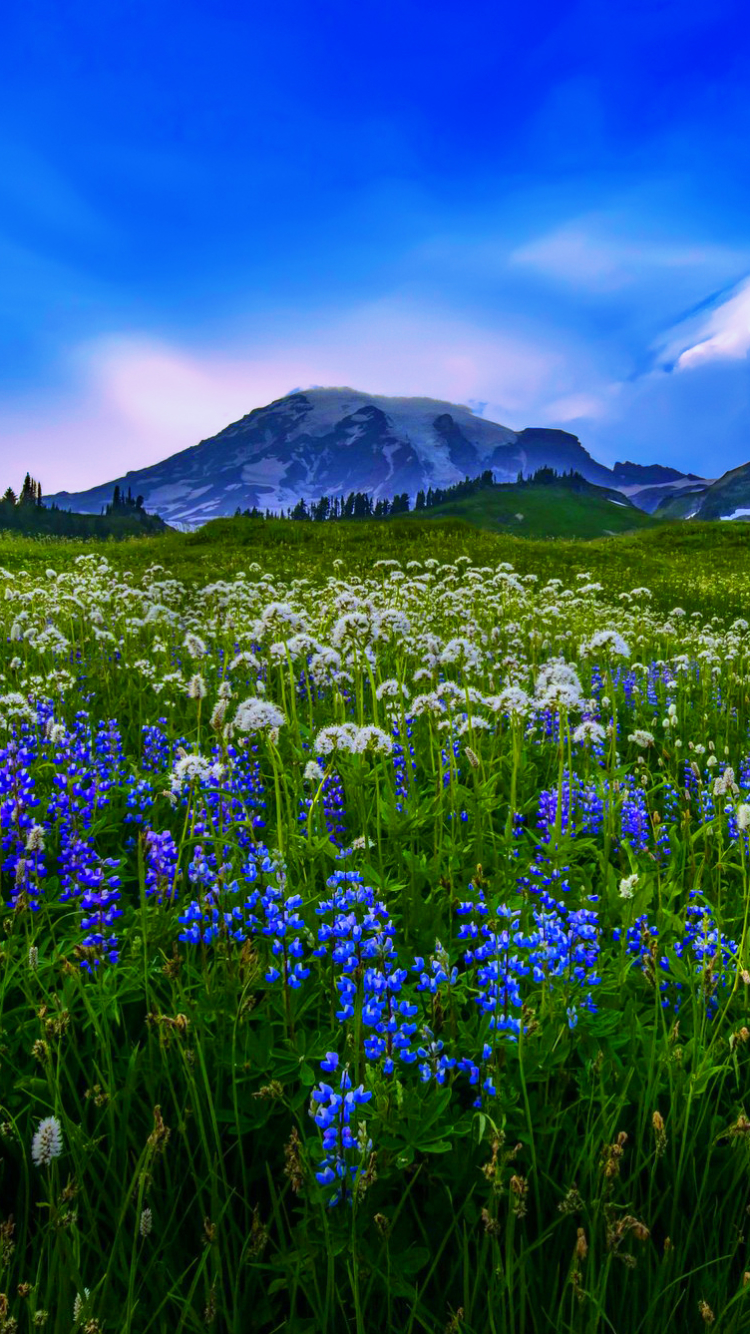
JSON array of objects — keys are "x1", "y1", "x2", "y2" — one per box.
[{"x1": 46, "y1": 387, "x2": 701, "y2": 528}]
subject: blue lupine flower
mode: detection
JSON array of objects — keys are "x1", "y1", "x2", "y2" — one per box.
[{"x1": 309, "y1": 1062, "x2": 373, "y2": 1207}]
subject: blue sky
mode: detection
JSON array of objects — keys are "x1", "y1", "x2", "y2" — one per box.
[{"x1": 2, "y1": 0, "x2": 750, "y2": 490}]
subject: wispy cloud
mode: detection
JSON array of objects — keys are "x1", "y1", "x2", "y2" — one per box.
[
  {"x1": 656, "y1": 275, "x2": 750, "y2": 370},
  {"x1": 510, "y1": 216, "x2": 749, "y2": 292}
]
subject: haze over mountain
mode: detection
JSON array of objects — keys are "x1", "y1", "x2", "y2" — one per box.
[{"x1": 46, "y1": 387, "x2": 703, "y2": 528}]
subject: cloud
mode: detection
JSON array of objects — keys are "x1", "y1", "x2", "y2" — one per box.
[
  {"x1": 540, "y1": 392, "x2": 611, "y2": 422},
  {"x1": 510, "y1": 216, "x2": 748, "y2": 292},
  {"x1": 658, "y1": 275, "x2": 750, "y2": 370}
]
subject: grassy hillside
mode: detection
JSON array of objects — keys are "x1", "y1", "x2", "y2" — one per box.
[{"x1": 397, "y1": 480, "x2": 661, "y2": 538}]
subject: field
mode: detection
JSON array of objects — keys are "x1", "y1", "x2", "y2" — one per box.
[{"x1": 3, "y1": 518, "x2": 750, "y2": 1333}]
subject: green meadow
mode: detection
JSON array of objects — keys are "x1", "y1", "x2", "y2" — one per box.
[{"x1": 1, "y1": 517, "x2": 750, "y2": 1332}]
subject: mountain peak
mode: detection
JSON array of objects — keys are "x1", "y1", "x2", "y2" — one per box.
[{"x1": 44, "y1": 386, "x2": 685, "y2": 528}]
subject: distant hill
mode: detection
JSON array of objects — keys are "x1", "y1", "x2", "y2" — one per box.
[
  {"x1": 397, "y1": 473, "x2": 661, "y2": 540},
  {"x1": 45, "y1": 387, "x2": 698, "y2": 528}
]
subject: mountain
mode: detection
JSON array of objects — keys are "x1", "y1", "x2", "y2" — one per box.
[
  {"x1": 45, "y1": 387, "x2": 700, "y2": 528},
  {"x1": 659, "y1": 462, "x2": 750, "y2": 522},
  {"x1": 613, "y1": 461, "x2": 698, "y2": 485}
]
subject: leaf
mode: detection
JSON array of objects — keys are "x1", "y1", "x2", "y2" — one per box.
[{"x1": 398, "y1": 1246, "x2": 431, "y2": 1274}]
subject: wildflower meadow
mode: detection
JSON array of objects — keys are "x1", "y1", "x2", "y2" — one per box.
[{"x1": 3, "y1": 520, "x2": 750, "y2": 1333}]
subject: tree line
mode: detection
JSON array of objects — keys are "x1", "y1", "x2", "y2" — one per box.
[
  {"x1": 233, "y1": 466, "x2": 590, "y2": 522},
  {"x1": 2, "y1": 472, "x2": 44, "y2": 507},
  {"x1": 106, "y1": 485, "x2": 145, "y2": 514}
]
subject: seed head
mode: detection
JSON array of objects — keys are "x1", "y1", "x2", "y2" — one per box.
[{"x1": 31, "y1": 1116, "x2": 63, "y2": 1167}]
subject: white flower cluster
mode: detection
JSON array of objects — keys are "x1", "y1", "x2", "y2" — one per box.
[
  {"x1": 234, "y1": 697, "x2": 286, "y2": 735},
  {"x1": 314, "y1": 724, "x2": 393, "y2": 756},
  {"x1": 170, "y1": 753, "x2": 225, "y2": 792},
  {"x1": 534, "y1": 661, "x2": 584, "y2": 712}
]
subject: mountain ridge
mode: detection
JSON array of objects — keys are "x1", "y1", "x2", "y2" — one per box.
[{"x1": 46, "y1": 386, "x2": 702, "y2": 528}]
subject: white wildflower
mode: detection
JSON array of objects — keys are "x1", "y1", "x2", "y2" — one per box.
[
  {"x1": 25, "y1": 825, "x2": 45, "y2": 852},
  {"x1": 375, "y1": 678, "x2": 410, "y2": 701},
  {"x1": 714, "y1": 767, "x2": 739, "y2": 798},
  {"x1": 31, "y1": 1115, "x2": 63, "y2": 1166},
  {"x1": 234, "y1": 697, "x2": 286, "y2": 734},
  {"x1": 410, "y1": 693, "x2": 446, "y2": 718},
  {"x1": 331, "y1": 612, "x2": 371, "y2": 647},
  {"x1": 210, "y1": 700, "x2": 228, "y2": 731},
  {"x1": 171, "y1": 754, "x2": 225, "y2": 791},
  {"x1": 573, "y1": 720, "x2": 606, "y2": 745},
  {"x1": 314, "y1": 723, "x2": 392, "y2": 756},
  {"x1": 314, "y1": 724, "x2": 358, "y2": 755},
  {"x1": 619, "y1": 874, "x2": 639, "y2": 899},
  {"x1": 736, "y1": 804, "x2": 750, "y2": 831},
  {"x1": 183, "y1": 632, "x2": 207, "y2": 659},
  {"x1": 351, "y1": 725, "x2": 393, "y2": 755},
  {"x1": 485, "y1": 686, "x2": 531, "y2": 718},
  {"x1": 73, "y1": 1290, "x2": 90, "y2": 1322},
  {"x1": 455, "y1": 715, "x2": 492, "y2": 736},
  {"x1": 187, "y1": 674, "x2": 207, "y2": 700},
  {"x1": 229, "y1": 650, "x2": 260, "y2": 672},
  {"x1": 534, "y1": 661, "x2": 584, "y2": 712},
  {"x1": 628, "y1": 730, "x2": 655, "y2": 748},
  {"x1": 579, "y1": 629, "x2": 630, "y2": 658}
]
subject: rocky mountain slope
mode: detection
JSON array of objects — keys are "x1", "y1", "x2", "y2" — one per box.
[
  {"x1": 46, "y1": 387, "x2": 702, "y2": 528},
  {"x1": 656, "y1": 463, "x2": 750, "y2": 522}
]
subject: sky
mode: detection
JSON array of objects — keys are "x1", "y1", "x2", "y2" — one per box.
[{"x1": 2, "y1": 0, "x2": 750, "y2": 492}]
